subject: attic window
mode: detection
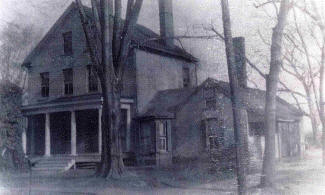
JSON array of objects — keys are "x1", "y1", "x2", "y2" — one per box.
[
  {"x1": 40, "y1": 72, "x2": 49, "y2": 97},
  {"x1": 63, "y1": 31, "x2": 72, "y2": 55},
  {"x1": 183, "y1": 67, "x2": 190, "y2": 88},
  {"x1": 206, "y1": 118, "x2": 224, "y2": 150},
  {"x1": 206, "y1": 99, "x2": 216, "y2": 110}
]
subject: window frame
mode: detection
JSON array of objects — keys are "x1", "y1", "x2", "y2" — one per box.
[
  {"x1": 157, "y1": 120, "x2": 168, "y2": 151},
  {"x1": 63, "y1": 68, "x2": 73, "y2": 95},
  {"x1": 182, "y1": 67, "x2": 190, "y2": 88},
  {"x1": 40, "y1": 72, "x2": 49, "y2": 97},
  {"x1": 87, "y1": 65, "x2": 98, "y2": 92},
  {"x1": 63, "y1": 31, "x2": 73, "y2": 56},
  {"x1": 202, "y1": 118, "x2": 225, "y2": 151}
]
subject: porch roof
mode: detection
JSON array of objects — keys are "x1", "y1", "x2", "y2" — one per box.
[{"x1": 21, "y1": 93, "x2": 103, "y2": 115}]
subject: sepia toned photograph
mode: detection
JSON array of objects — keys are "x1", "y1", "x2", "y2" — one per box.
[{"x1": 0, "y1": 0, "x2": 324, "y2": 194}]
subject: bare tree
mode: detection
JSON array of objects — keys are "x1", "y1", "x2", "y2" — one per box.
[
  {"x1": 261, "y1": 0, "x2": 291, "y2": 187},
  {"x1": 75, "y1": 0, "x2": 143, "y2": 177},
  {"x1": 220, "y1": 0, "x2": 249, "y2": 194},
  {"x1": 0, "y1": 24, "x2": 41, "y2": 87}
]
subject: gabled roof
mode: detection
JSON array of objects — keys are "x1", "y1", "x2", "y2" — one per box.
[
  {"x1": 22, "y1": 2, "x2": 197, "y2": 66},
  {"x1": 139, "y1": 78, "x2": 303, "y2": 120}
]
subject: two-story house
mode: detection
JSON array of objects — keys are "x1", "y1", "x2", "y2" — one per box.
[{"x1": 21, "y1": 1, "x2": 198, "y2": 170}]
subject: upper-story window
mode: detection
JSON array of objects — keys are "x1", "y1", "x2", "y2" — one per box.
[
  {"x1": 40, "y1": 72, "x2": 49, "y2": 97},
  {"x1": 63, "y1": 68, "x2": 73, "y2": 95},
  {"x1": 63, "y1": 31, "x2": 72, "y2": 55},
  {"x1": 87, "y1": 65, "x2": 98, "y2": 92},
  {"x1": 183, "y1": 67, "x2": 190, "y2": 88}
]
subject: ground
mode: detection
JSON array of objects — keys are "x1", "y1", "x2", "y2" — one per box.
[{"x1": 0, "y1": 148, "x2": 324, "y2": 195}]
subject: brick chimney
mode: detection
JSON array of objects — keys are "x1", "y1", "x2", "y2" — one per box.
[
  {"x1": 233, "y1": 37, "x2": 247, "y2": 88},
  {"x1": 159, "y1": 0, "x2": 174, "y2": 47}
]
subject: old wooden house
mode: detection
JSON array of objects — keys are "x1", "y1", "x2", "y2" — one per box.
[{"x1": 21, "y1": 1, "x2": 302, "y2": 171}]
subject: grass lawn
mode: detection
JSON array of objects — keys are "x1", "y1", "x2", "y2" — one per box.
[{"x1": 0, "y1": 148, "x2": 324, "y2": 194}]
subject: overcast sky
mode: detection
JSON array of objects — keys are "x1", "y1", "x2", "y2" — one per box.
[{"x1": 0, "y1": 0, "x2": 270, "y2": 83}]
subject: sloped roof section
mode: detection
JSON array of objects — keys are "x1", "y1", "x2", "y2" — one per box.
[
  {"x1": 140, "y1": 78, "x2": 303, "y2": 120},
  {"x1": 22, "y1": 2, "x2": 197, "y2": 65},
  {"x1": 139, "y1": 87, "x2": 197, "y2": 119},
  {"x1": 202, "y1": 78, "x2": 304, "y2": 119}
]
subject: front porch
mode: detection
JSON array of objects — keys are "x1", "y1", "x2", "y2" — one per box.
[
  {"x1": 24, "y1": 109, "x2": 102, "y2": 158},
  {"x1": 21, "y1": 94, "x2": 134, "y2": 170}
]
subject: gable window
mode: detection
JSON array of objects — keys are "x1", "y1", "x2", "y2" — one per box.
[
  {"x1": 206, "y1": 99, "x2": 217, "y2": 110},
  {"x1": 63, "y1": 68, "x2": 73, "y2": 95},
  {"x1": 63, "y1": 31, "x2": 72, "y2": 55},
  {"x1": 40, "y1": 72, "x2": 49, "y2": 97},
  {"x1": 158, "y1": 121, "x2": 168, "y2": 151},
  {"x1": 202, "y1": 118, "x2": 225, "y2": 150},
  {"x1": 87, "y1": 65, "x2": 98, "y2": 92},
  {"x1": 183, "y1": 67, "x2": 190, "y2": 88}
]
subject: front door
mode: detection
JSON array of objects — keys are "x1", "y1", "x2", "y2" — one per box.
[
  {"x1": 27, "y1": 114, "x2": 45, "y2": 156},
  {"x1": 50, "y1": 112, "x2": 71, "y2": 155},
  {"x1": 76, "y1": 109, "x2": 98, "y2": 154}
]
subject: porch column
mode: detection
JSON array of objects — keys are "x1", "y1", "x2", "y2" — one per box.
[
  {"x1": 22, "y1": 118, "x2": 27, "y2": 155},
  {"x1": 45, "y1": 113, "x2": 51, "y2": 156},
  {"x1": 98, "y1": 108, "x2": 102, "y2": 154},
  {"x1": 71, "y1": 111, "x2": 77, "y2": 155}
]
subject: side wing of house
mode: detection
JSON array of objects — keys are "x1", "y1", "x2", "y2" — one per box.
[
  {"x1": 173, "y1": 84, "x2": 235, "y2": 163},
  {"x1": 135, "y1": 49, "x2": 197, "y2": 114}
]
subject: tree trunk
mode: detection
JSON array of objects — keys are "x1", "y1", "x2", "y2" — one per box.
[
  {"x1": 96, "y1": 76, "x2": 111, "y2": 177},
  {"x1": 220, "y1": 0, "x2": 249, "y2": 194},
  {"x1": 319, "y1": 44, "x2": 325, "y2": 165},
  {"x1": 305, "y1": 87, "x2": 319, "y2": 145},
  {"x1": 108, "y1": 83, "x2": 125, "y2": 177},
  {"x1": 261, "y1": 0, "x2": 289, "y2": 187}
]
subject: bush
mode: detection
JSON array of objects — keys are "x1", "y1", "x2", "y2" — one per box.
[{"x1": 0, "y1": 80, "x2": 27, "y2": 171}]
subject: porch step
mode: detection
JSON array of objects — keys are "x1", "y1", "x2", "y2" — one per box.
[
  {"x1": 31, "y1": 157, "x2": 75, "y2": 172},
  {"x1": 76, "y1": 162, "x2": 97, "y2": 169}
]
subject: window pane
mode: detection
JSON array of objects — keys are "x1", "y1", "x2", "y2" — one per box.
[
  {"x1": 40, "y1": 72, "x2": 49, "y2": 97},
  {"x1": 63, "y1": 31, "x2": 72, "y2": 55},
  {"x1": 63, "y1": 69, "x2": 73, "y2": 95},
  {"x1": 158, "y1": 121, "x2": 165, "y2": 136},
  {"x1": 159, "y1": 137, "x2": 166, "y2": 151},
  {"x1": 206, "y1": 99, "x2": 216, "y2": 110},
  {"x1": 87, "y1": 65, "x2": 98, "y2": 92},
  {"x1": 183, "y1": 67, "x2": 190, "y2": 88}
]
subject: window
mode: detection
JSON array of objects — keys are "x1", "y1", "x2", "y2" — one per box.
[
  {"x1": 63, "y1": 31, "x2": 72, "y2": 55},
  {"x1": 140, "y1": 121, "x2": 154, "y2": 154},
  {"x1": 63, "y1": 68, "x2": 73, "y2": 95},
  {"x1": 40, "y1": 72, "x2": 49, "y2": 97},
  {"x1": 158, "y1": 121, "x2": 168, "y2": 151},
  {"x1": 206, "y1": 99, "x2": 217, "y2": 110},
  {"x1": 183, "y1": 67, "x2": 190, "y2": 88},
  {"x1": 87, "y1": 65, "x2": 98, "y2": 92},
  {"x1": 202, "y1": 118, "x2": 224, "y2": 150}
]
